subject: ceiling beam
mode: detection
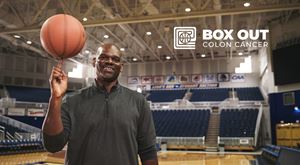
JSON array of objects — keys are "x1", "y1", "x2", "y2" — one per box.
[
  {"x1": 102, "y1": 26, "x2": 144, "y2": 62},
  {"x1": 7, "y1": 1, "x2": 26, "y2": 26},
  {"x1": 2, "y1": 3, "x2": 299, "y2": 34},
  {"x1": 30, "y1": 0, "x2": 51, "y2": 25},
  {"x1": 150, "y1": 22, "x2": 179, "y2": 61}
]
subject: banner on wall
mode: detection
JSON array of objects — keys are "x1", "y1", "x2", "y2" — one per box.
[
  {"x1": 141, "y1": 76, "x2": 152, "y2": 84},
  {"x1": 179, "y1": 75, "x2": 190, "y2": 84},
  {"x1": 231, "y1": 73, "x2": 245, "y2": 82},
  {"x1": 8, "y1": 108, "x2": 25, "y2": 116},
  {"x1": 153, "y1": 76, "x2": 164, "y2": 84},
  {"x1": 217, "y1": 73, "x2": 230, "y2": 82},
  {"x1": 204, "y1": 74, "x2": 217, "y2": 83},
  {"x1": 27, "y1": 108, "x2": 45, "y2": 117},
  {"x1": 128, "y1": 72, "x2": 246, "y2": 85},
  {"x1": 128, "y1": 76, "x2": 140, "y2": 84},
  {"x1": 165, "y1": 75, "x2": 177, "y2": 84},
  {"x1": 150, "y1": 83, "x2": 219, "y2": 89},
  {"x1": 191, "y1": 74, "x2": 202, "y2": 83},
  {"x1": 199, "y1": 83, "x2": 219, "y2": 88},
  {"x1": 151, "y1": 85, "x2": 166, "y2": 89}
]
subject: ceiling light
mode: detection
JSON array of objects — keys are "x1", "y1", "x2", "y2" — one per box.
[
  {"x1": 82, "y1": 17, "x2": 88, "y2": 21},
  {"x1": 157, "y1": 45, "x2": 162, "y2": 49},
  {"x1": 166, "y1": 56, "x2": 171, "y2": 60},
  {"x1": 132, "y1": 57, "x2": 138, "y2": 61},
  {"x1": 14, "y1": 35, "x2": 21, "y2": 38},
  {"x1": 104, "y1": 35, "x2": 109, "y2": 38},
  {"x1": 146, "y1": 31, "x2": 152, "y2": 35},
  {"x1": 185, "y1": 8, "x2": 191, "y2": 12},
  {"x1": 85, "y1": 50, "x2": 90, "y2": 54},
  {"x1": 244, "y1": 2, "x2": 250, "y2": 7},
  {"x1": 238, "y1": 52, "x2": 243, "y2": 56},
  {"x1": 120, "y1": 48, "x2": 125, "y2": 51},
  {"x1": 26, "y1": 41, "x2": 32, "y2": 44},
  {"x1": 201, "y1": 54, "x2": 206, "y2": 57}
]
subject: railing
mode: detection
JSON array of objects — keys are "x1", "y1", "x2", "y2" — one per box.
[
  {"x1": 150, "y1": 100, "x2": 263, "y2": 110},
  {"x1": 254, "y1": 104, "x2": 263, "y2": 146},
  {"x1": 16, "y1": 132, "x2": 41, "y2": 140},
  {"x1": 156, "y1": 136, "x2": 205, "y2": 146},
  {"x1": 0, "y1": 125, "x2": 5, "y2": 140},
  {"x1": 6, "y1": 132, "x2": 14, "y2": 140},
  {"x1": 0, "y1": 115, "x2": 40, "y2": 133},
  {"x1": 218, "y1": 137, "x2": 255, "y2": 146}
]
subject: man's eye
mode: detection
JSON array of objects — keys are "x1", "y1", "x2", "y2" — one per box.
[{"x1": 112, "y1": 57, "x2": 120, "y2": 62}]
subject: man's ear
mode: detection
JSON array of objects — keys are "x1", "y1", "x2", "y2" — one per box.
[
  {"x1": 92, "y1": 57, "x2": 96, "y2": 68},
  {"x1": 120, "y1": 63, "x2": 124, "y2": 72}
]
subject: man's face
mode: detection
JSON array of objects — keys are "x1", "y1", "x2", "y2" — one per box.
[{"x1": 96, "y1": 45, "x2": 123, "y2": 83}]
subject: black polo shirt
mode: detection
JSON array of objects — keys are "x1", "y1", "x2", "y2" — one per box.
[{"x1": 43, "y1": 83, "x2": 157, "y2": 165}]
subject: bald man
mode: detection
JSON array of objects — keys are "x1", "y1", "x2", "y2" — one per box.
[{"x1": 43, "y1": 44, "x2": 158, "y2": 165}]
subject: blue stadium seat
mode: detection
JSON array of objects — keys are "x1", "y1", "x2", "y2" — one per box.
[
  {"x1": 152, "y1": 109, "x2": 210, "y2": 137},
  {"x1": 6, "y1": 86, "x2": 51, "y2": 103},
  {"x1": 147, "y1": 89, "x2": 187, "y2": 102},
  {"x1": 235, "y1": 87, "x2": 264, "y2": 101},
  {"x1": 190, "y1": 88, "x2": 230, "y2": 102},
  {"x1": 219, "y1": 108, "x2": 258, "y2": 137}
]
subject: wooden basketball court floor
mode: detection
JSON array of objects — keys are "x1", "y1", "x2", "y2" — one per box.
[{"x1": 0, "y1": 150, "x2": 262, "y2": 165}]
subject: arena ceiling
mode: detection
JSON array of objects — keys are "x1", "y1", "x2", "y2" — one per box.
[{"x1": 0, "y1": 0, "x2": 300, "y2": 64}]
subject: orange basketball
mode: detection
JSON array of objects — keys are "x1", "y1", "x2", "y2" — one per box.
[{"x1": 40, "y1": 14, "x2": 86, "y2": 59}]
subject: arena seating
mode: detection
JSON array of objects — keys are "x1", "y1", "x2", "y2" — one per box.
[
  {"x1": 0, "y1": 119, "x2": 44, "y2": 155},
  {"x1": 189, "y1": 87, "x2": 263, "y2": 102},
  {"x1": 261, "y1": 144, "x2": 280, "y2": 164},
  {"x1": 0, "y1": 139, "x2": 44, "y2": 155},
  {"x1": 260, "y1": 145, "x2": 300, "y2": 165},
  {"x1": 147, "y1": 89, "x2": 187, "y2": 102},
  {"x1": 235, "y1": 87, "x2": 264, "y2": 101},
  {"x1": 190, "y1": 88, "x2": 230, "y2": 102},
  {"x1": 6, "y1": 86, "x2": 51, "y2": 103},
  {"x1": 219, "y1": 108, "x2": 258, "y2": 137},
  {"x1": 152, "y1": 109, "x2": 210, "y2": 137},
  {"x1": 5, "y1": 116, "x2": 44, "y2": 129},
  {"x1": 5, "y1": 85, "x2": 75, "y2": 103},
  {"x1": 0, "y1": 121, "x2": 27, "y2": 135}
]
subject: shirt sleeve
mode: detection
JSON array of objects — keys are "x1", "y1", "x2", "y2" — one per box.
[
  {"x1": 43, "y1": 96, "x2": 71, "y2": 153},
  {"x1": 137, "y1": 98, "x2": 158, "y2": 161}
]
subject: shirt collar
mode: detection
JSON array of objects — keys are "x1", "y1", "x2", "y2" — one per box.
[{"x1": 93, "y1": 79, "x2": 120, "y2": 92}]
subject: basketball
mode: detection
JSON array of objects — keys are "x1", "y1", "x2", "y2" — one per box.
[{"x1": 40, "y1": 14, "x2": 86, "y2": 59}]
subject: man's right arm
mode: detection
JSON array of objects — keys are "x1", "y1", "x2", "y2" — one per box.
[
  {"x1": 42, "y1": 63, "x2": 69, "y2": 153},
  {"x1": 43, "y1": 96, "x2": 63, "y2": 136}
]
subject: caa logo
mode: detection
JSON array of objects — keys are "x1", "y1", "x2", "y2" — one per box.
[{"x1": 231, "y1": 74, "x2": 245, "y2": 82}]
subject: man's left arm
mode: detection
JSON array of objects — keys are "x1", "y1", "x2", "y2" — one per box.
[
  {"x1": 137, "y1": 98, "x2": 158, "y2": 165},
  {"x1": 142, "y1": 159, "x2": 158, "y2": 165}
]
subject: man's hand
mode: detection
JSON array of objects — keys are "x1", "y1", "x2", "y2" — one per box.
[{"x1": 50, "y1": 62, "x2": 68, "y2": 98}]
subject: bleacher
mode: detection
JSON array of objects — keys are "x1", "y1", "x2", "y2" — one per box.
[
  {"x1": 188, "y1": 87, "x2": 264, "y2": 102},
  {"x1": 0, "y1": 139, "x2": 44, "y2": 155},
  {"x1": 152, "y1": 109, "x2": 210, "y2": 137},
  {"x1": 235, "y1": 87, "x2": 264, "y2": 101},
  {"x1": 190, "y1": 88, "x2": 230, "y2": 102},
  {"x1": 0, "y1": 116, "x2": 44, "y2": 155},
  {"x1": 260, "y1": 145, "x2": 300, "y2": 165},
  {"x1": 147, "y1": 89, "x2": 187, "y2": 102},
  {"x1": 0, "y1": 121, "x2": 27, "y2": 136},
  {"x1": 261, "y1": 144, "x2": 281, "y2": 163},
  {"x1": 219, "y1": 108, "x2": 258, "y2": 137},
  {"x1": 6, "y1": 86, "x2": 51, "y2": 103}
]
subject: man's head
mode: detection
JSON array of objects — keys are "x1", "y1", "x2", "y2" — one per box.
[{"x1": 95, "y1": 44, "x2": 123, "y2": 83}]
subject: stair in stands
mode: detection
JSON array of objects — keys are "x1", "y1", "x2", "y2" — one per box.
[{"x1": 205, "y1": 108, "x2": 220, "y2": 151}]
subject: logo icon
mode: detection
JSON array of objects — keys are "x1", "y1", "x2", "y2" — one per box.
[{"x1": 174, "y1": 27, "x2": 196, "y2": 49}]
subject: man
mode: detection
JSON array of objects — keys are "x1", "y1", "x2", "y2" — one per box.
[{"x1": 42, "y1": 43, "x2": 158, "y2": 165}]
